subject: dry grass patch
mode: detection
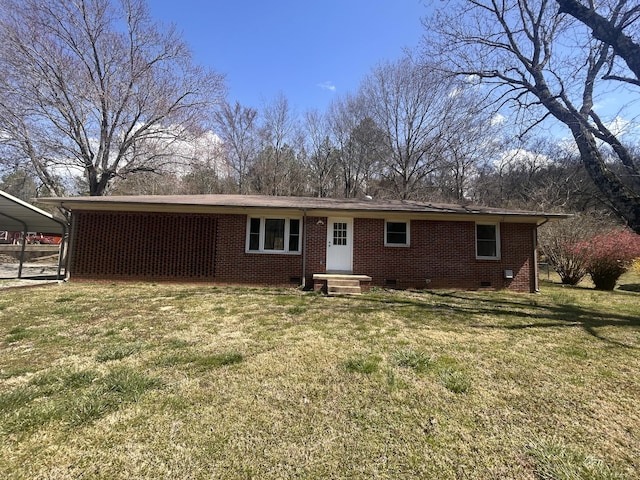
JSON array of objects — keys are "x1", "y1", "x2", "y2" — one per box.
[{"x1": 0, "y1": 279, "x2": 639, "y2": 479}]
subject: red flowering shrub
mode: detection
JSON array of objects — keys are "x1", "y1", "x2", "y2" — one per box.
[{"x1": 577, "y1": 230, "x2": 640, "y2": 290}]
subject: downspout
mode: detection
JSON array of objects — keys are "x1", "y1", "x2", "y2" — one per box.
[
  {"x1": 19, "y1": 226, "x2": 27, "y2": 279},
  {"x1": 60, "y1": 204, "x2": 73, "y2": 281},
  {"x1": 301, "y1": 208, "x2": 307, "y2": 288},
  {"x1": 56, "y1": 221, "x2": 69, "y2": 281},
  {"x1": 534, "y1": 217, "x2": 550, "y2": 292},
  {"x1": 43, "y1": 207, "x2": 70, "y2": 281}
]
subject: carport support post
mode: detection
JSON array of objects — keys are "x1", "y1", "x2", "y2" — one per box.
[
  {"x1": 0, "y1": 211, "x2": 28, "y2": 278},
  {"x1": 18, "y1": 227, "x2": 27, "y2": 278}
]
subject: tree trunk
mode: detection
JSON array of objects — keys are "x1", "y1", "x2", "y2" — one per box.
[
  {"x1": 556, "y1": 0, "x2": 640, "y2": 83},
  {"x1": 568, "y1": 123, "x2": 640, "y2": 233},
  {"x1": 533, "y1": 76, "x2": 640, "y2": 234}
]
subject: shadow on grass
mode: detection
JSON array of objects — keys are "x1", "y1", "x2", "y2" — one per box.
[
  {"x1": 619, "y1": 283, "x2": 640, "y2": 293},
  {"x1": 333, "y1": 286, "x2": 640, "y2": 349}
]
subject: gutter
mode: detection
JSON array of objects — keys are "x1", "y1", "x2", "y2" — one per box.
[{"x1": 537, "y1": 217, "x2": 550, "y2": 229}]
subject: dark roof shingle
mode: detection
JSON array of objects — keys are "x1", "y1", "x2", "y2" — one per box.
[{"x1": 38, "y1": 194, "x2": 568, "y2": 221}]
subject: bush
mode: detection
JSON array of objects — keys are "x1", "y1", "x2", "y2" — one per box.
[
  {"x1": 546, "y1": 240, "x2": 589, "y2": 286},
  {"x1": 578, "y1": 230, "x2": 640, "y2": 290},
  {"x1": 538, "y1": 214, "x2": 612, "y2": 285}
]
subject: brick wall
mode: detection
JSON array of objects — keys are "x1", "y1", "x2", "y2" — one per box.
[
  {"x1": 70, "y1": 211, "x2": 302, "y2": 286},
  {"x1": 352, "y1": 219, "x2": 536, "y2": 292},
  {"x1": 303, "y1": 216, "x2": 327, "y2": 287},
  {"x1": 69, "y1": 211, "x2": 537, "y2": 292},
  {"x1": 71, "y1": 211, "x2": 218, "y2": 280}
]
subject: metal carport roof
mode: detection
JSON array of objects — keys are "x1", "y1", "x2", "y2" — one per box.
[
  {"x1": 0, "y1": 190, "x2": 67, "y2": 279},
  {"x1": 0, "y1": 190, "x2": 66, "y2": 234}
]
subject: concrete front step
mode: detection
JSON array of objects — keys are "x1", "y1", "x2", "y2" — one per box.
[
  {"x1": 328, "y1": 285, "x2": 362, "y2": 295},
  {"x1": 312, "y1": 273, "x2": 372, "y2": 295},
  {"x1": 329, "y1": 279, "x2": 360, "y2": 287}
]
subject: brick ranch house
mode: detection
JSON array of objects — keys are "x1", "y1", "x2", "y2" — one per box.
[{"x1": 41, "y1": 194, "x2": 567, "y2": 293}]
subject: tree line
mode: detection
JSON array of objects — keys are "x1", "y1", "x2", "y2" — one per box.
[{"x1": 0, "y1": 0, "x2": 638, "y2": 233}]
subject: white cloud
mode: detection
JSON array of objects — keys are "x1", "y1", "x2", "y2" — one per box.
[
  {"x1": 317, "y1": 81, "x2": 336, "y2": 92},
  {"x1": 447, "y1": 86, "x2": 461, "y2": 98},
  {"x1": 494, "y1": 148, "x2": 552, "y2": 171},
  {"x1": 604, "y1": 116, "x2": 632, "y2": 137},
  {"x1": 490, "y1": 113, "x2": 506, "y2": 126}
]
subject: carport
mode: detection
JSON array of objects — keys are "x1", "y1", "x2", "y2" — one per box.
[{"x1": 0, "y1": 190, "x2": 67, "y2": 279}]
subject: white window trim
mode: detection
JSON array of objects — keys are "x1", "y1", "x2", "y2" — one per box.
[
  {"x1": 476, "y1": 222, "x2": 501, "y2": 260},
  {"x1": 385, "y1": 220, "x2": 410, "y2": 247},
  {"x1": 246, "y1": 216, "x2": 302, "y2": 254}
]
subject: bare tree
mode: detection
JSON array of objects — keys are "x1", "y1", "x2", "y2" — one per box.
[
  {"x1": 434, "y1": 87, "x2": 503, "y2": 202},
  {"x1": 0, "y1": 0, "x2": 225, "y2": 196},
  {"x1": 327, "y1": 95, "x2": 368, "y2": 198},
  {"x1": 360, "y1": 56, "x2": 455, "y2": 200},
  {"x1": 303, "y1": 109, "x2": 339, "y2": 197},
  {"x1": 425, "y1": 0, "x2": 640, "y2": 232},
  {"x1": 326, "y1": 94, "x2": 388, "y2": 198},
  {"x1": 213, "y1": 101, "x2": 259, "y2": 194},
  {"x1": 472, "y1": 136, "x2": 600, "y2": 210},
  {"x1": 252, "y1": 94, "x2": 306, "y2": 196},
  {"x1": 556, "y1": 0, "x2": 640, "y2": 85}
]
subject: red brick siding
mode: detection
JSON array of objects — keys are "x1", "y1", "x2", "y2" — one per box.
[
  {"x1": 500, "y1": 223, "x2": 536, "y2": 292},
  {"x1": 352, "y1": 219, "x2": 536, "y2": 292},
  {"x1": 70, "y1": 211, "x2": 303, "y2": 285},
  {"x1": 209, "y1": 214, "x2": 302, "y2": 285},
  {"x1": 69, "y1": 211, "x2": 536, "y2": 292},
  {"x1": 303, "y1": 217, "x2": 328, "y2": 286},
  {"x1": 71, "y1": 211, "x2": 217, "y2": 280}
]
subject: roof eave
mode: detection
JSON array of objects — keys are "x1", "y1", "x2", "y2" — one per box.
[{"x1": 40, "y1": 197, "x2": 568, "y2": 224}]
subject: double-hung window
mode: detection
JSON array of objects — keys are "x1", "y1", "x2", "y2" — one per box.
[
  {"x1": 476, "y1": 223, "x2": 500, "y2": 259},
  {"x1": 247, "y1": 217, "x2": 301, "y2": 253},
  {"x1": 385, "y1": 220, "x2": 409, "y2": 246}
]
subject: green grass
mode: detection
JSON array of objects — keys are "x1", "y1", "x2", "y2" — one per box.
[
  {"x1": 0, "y1": 276, "x2": 639, "y2": 479},
  {"x1": 526, "y1": 436, "x2": 626, "y2": 480},
  {"x1": 438, "y1": 366, "x2": 471, "y2": 394},
  {"x1": 4, "y1": 326, "x2": 31, "y2": 343},
  {"x1": 392, "y1": 347, "x2": 433, "y2": 372},
  {"x1": 343, "y1": 354, "x2": 381, "y2": 374},
  {"x1": 95, "y1": 343, "x2": 142, "y2": 362}
]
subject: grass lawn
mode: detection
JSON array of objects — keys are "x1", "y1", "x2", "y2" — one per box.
[{"x1": 1, "y1": 275, "x2": 639, "y2": 479}]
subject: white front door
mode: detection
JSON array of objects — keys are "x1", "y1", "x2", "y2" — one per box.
[{"x1": 326, "y1": 218, "x2": 353, "y2": 272}]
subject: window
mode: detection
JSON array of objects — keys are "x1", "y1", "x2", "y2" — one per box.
[
  {"x1": 333, "y1": 222, "x2": 347, "y2": 246},
  {"x1": 249, "y1": 218, "x2": 260, "y2": 251},
  {"x1": 289, "y1": 219, "x2": 300, "y2": 251},
  {"x1": 385, "y1": 221, "x2": 409, "y2": 246},
  {"x1": 264, "y1": 219, "x2": 285, "y2": 250},
  {"x1": 247, "y1": 217, "x2": 301, "y2": 253},
  {"x1": 476, "y1": 223, "x2": 500, "y2": 259}
]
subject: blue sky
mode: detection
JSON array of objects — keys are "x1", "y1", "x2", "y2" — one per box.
[{"x1": 149, "y1": 1, "x2": 428, "y2": 113}]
